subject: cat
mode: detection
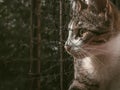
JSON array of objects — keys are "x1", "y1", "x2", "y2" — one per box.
[{"x1": 65, "y1": 0, "x2": 120, "y2": 90}]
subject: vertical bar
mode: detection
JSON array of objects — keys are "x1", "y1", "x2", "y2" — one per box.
[
  {"x1": 29, "y1": 0, "x2": 33, "y2": 75},
  {"x1": 29, "y1": 0, "x2": 41, "y2": 90},
  {"x1": 36, "y1": 0, "x2": 41, "y2": 89},
  {"x1": 29, "y1": 0, "x2": 34, "y2": 90},
  {"x1": 59, "y1": 0, "x2": 63, "y2": 90}
]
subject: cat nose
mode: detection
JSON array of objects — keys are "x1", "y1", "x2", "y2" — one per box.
[
  {"x1": 64, "y1": 40, "x2": 72, "y2": 51},
  {"x1": 64, "y1": 45, "x2": 71, "y2": 51}
]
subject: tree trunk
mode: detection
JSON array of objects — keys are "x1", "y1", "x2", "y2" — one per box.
[
  {"x1": 60, "y1": 0, "x2": 63, "y2": 90},
  {"x1": 29, "y1": 0, "x2": 41, "y2": 90}
]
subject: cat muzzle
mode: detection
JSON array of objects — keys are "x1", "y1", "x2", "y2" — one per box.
[
  {"x1": 64, "y1": 38, "x2": 82, "y2": 53},
  {"x1": 64, "y1": 45, "x2": 72, "y2": 52}
]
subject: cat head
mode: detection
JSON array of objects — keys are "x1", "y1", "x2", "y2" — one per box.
[
  {"x1": 70, "y1": 0, "x2": 112, "y2": 14},
  {"x1": 65, "y1": 0, "x2": 115, "y2": 58}
]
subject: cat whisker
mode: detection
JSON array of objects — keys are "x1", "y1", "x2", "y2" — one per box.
[
  {"x1": 90, "y1": 54, "x2": 105, "y2": 66},
  {"x1": 67, "y1": 38, "x2": 105, "y2": 66},
  {"x1": 74, "y1": 47, "x2": 89, "y2": 59},
  {"x1": 84, "y1": 47, "x2": 110, "y2": 54},
  {"x1": 78, "y1": 48, "x2": 105, "y2": 66},
  {"x1": 77, "y1": 50, "x2": 87, "y2": 58},
  {"x1": 84, "y1": 50, "x2": 104, "y2": 66}
]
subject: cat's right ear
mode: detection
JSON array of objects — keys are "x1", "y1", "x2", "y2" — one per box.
[
  {"x1": 83, "y1": 0, "x2": 112, "y2": 14},
  {"x1": 71, "y1": 0, "x2": 81, "y2": 12},
  {"x1": 71, "y1": 0, "x2": 87, "y2": 12}
]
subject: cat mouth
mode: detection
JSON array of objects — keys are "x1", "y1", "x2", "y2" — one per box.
[{"x1": 65, "y1": 45, "x2": 86, "y2": 58}]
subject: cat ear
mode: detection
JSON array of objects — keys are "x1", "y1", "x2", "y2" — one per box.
[
  {"x1": 86, "y1": 0, "x2": 110, "y2": 12},
  {"x1": 72, "y1": 0, "x2": 81, "y2": 12},
  {"x1": 71, "y1": 0, "x2": 87, "y2": 12}
]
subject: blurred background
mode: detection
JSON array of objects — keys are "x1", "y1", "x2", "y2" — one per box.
[{"x1": 0, "y1": 0, "x2": 120, "y2": 90}]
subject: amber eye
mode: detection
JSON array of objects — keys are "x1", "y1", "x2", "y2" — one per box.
[
  {"x1": 80, "y1": 29, "x2": 84, "y2": 36},
  {"x1": 76, "y1": 29, "x2": 94, "y2": 42},
  {"x1": 79, "y1": 29, "x2": 87, "y2": 37}
]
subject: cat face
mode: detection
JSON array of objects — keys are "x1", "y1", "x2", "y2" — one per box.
[{"x1": 65, "y1": 0, "x2": 114, "y2": 58}]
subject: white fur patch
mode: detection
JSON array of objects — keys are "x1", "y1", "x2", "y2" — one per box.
[
  {"x1": 72, "y1": 1, "x2": 76, "y2": 10},
  {"x1": 67, "y1": 21, "x2": 73, "y2": 39},
  {"x1": 68, "y1": 21, "x2": 74, "y2": 30},
  {"x1": 72, "y1": 38, "x2": 82, "y2": 45},
  {"x1": 81, "y1": 0, "x2": 89, "y2": 5},
  {"x1": 85, "y1": 0, "x2": 89, "y2": 4},
  {"x1": 67, "y1": 21, "x2": 83, "y2": 47},
  {"x1": 82, "y1": 57, "x2": 94, "y2": 74}
]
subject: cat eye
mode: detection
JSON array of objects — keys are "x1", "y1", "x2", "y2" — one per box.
[
  {"x1": 77, "y1": 29, "x2": 93, "y2": 42},
  {"x1": 80, "y1": 29, "x2": 85, "y2": 36},
  {"x1": 79, "y1": 29, "x2": 87, "y2": 37}
]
